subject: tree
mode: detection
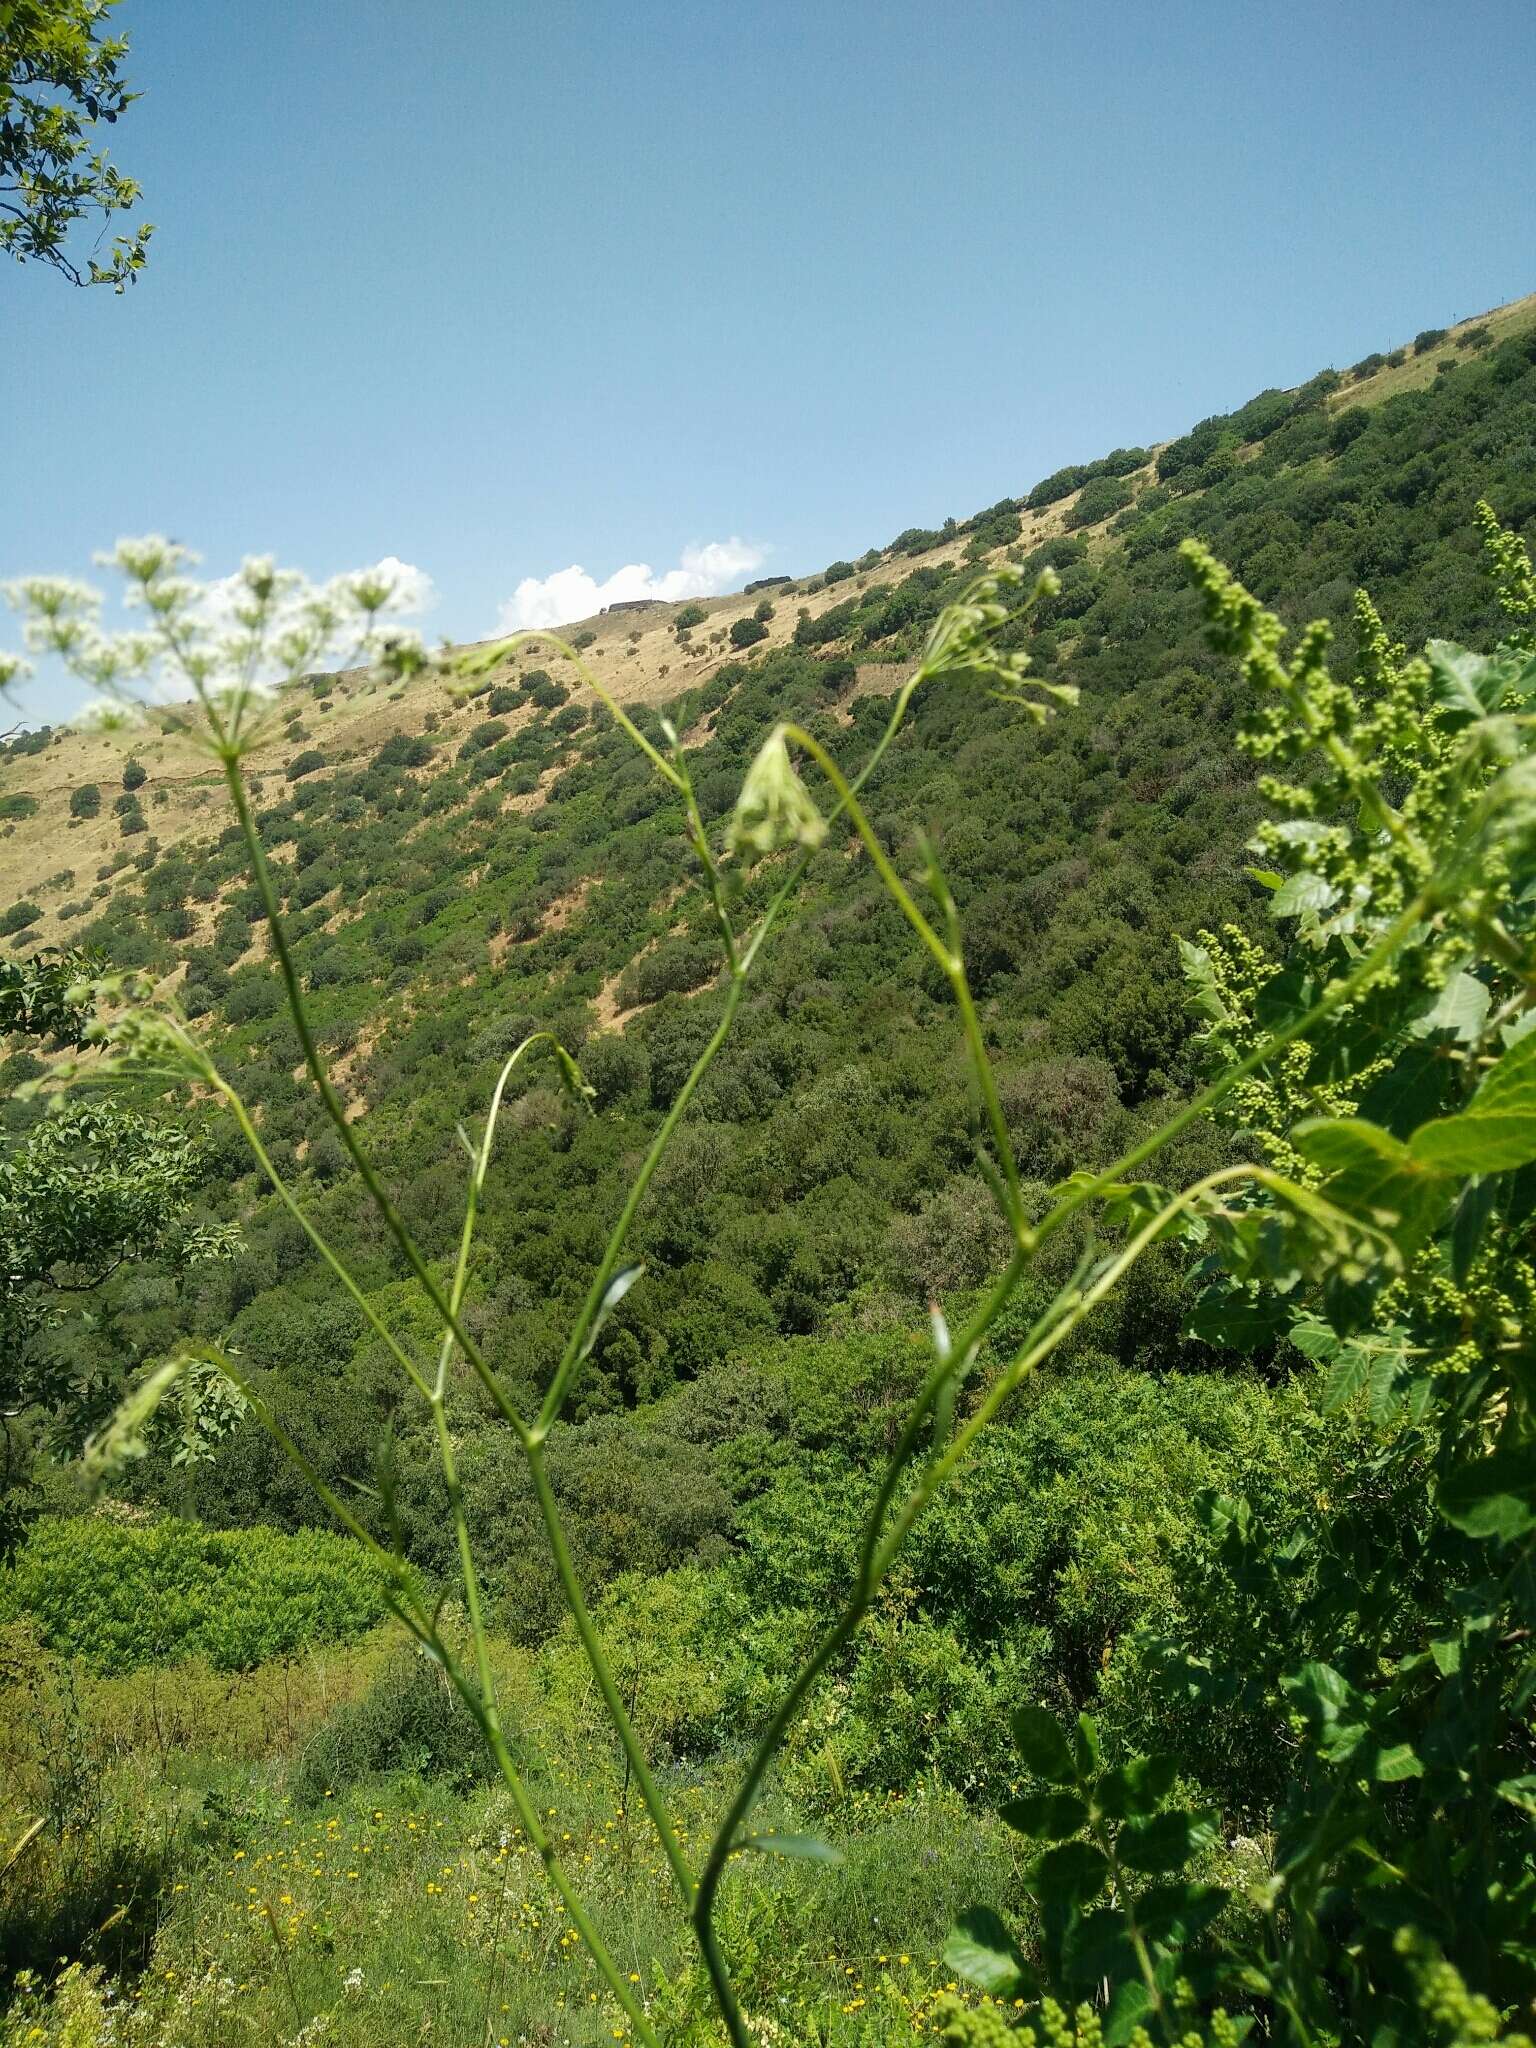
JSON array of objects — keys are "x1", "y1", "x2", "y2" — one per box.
[
  {"x1": 1, "y1": 0, "x2": 152, "y2": 289},
  {"x1": 120, "y1": 754, "x2": 145, "y2": 789},
  {"x1": 68, "y1": 780, "x2": 100, "y2": 817},
  {"x1": 729, "y1": 616, "x2": 769, "y2": 650}
]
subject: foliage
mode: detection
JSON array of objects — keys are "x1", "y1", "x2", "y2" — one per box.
[
  {"x1": 2, "y1": 1514, "x2": 391, "y2": 1670},
  {"x1": 289, "y1": 1643, "x2": 491, "y2": 1801},
  {"x1": 0, "y1": 0, "x2": 151, "y2": 288}
]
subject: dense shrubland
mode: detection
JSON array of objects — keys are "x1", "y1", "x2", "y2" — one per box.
[{"x1": 1, "y1": 306, "x2": 1535, "y2": 2044}]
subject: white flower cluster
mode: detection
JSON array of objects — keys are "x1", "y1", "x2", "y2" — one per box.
[{"x1": 0, "y1": 537, "x2": 436, "y2": 752}]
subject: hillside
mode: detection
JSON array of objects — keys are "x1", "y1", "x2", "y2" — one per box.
[
  {"x1": 3, "y1": 289, "x2": 1531, "y2": 952},
  {"x1": 4, "y1": 288, "x2": 1536, "y2": 2048}
]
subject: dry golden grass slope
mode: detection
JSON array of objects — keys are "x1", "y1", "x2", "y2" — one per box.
[{"x1": 2, "y1": 287, "x2": 1531, "y2": 947}]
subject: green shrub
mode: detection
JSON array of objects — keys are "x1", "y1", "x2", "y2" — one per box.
[
  {"x1": 729, "y1": 616, "x2": 769, "y2": 650},
  {"x1": 285, "y1": 749, "x2": 326, "y2": 781},
  {"x1": 0, "y1": 900, "x2": 41, "y2": 935},
  {"x1": 288, "y1": 1644, "x2": 489, "y2": 1802},
  {"x1": 3, "y1": 1517, "x2": 391, "y2": 1672},
  {"x1": 674, "y1": 602, "x2": 708, "y2": 632},
  {"x1": 0, "y1": 793, "x2": 39, "y2": 821},
  {"x1": 120, "y1": 758, "x2": 146, "y2": 791},
  {"x1": 1064, "y1": 476, "x2": 1134, "y2": 529},
  {"x1": 1413, "y1": 325, "x2": 1448, "y2": 354},
  {"x1": 68, "y1": 783, "x2": 101, "y2": 819},
  {"x1": 457, "y1": 718, "x2": 509, "y2": 759}
]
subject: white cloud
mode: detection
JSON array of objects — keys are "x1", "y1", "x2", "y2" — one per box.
[
  {"x1": 350, "y1": 556, "x2": 437, "y2": 616},
  {"x1": 499, "y1": 536, "x2": 766, "y2": 632}
]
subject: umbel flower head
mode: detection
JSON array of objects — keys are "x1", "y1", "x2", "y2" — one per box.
[{"x1": 725, "y1": 726, "x2": 827, "y2": 860}]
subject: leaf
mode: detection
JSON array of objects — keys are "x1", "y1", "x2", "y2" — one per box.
[
  {"x1": 1102, "y1": 1978, "x2": 1156, "y2": 2048},
  {"x1": 1292, "y1": 1116, "x2": 1450, "y2": 1253},
  {"x1": 999, "y1": 1791, "x2": 1088, "y2": 1842},
  {"x1": 1372, "y1": 1743, "x2": 1424, "y2": 1782},
  {"x1": 1187, "y1": 1281, "x2": 1292, "y2": 1352},
  {"x1": 1357, "y1": 1043, "x2": 1452, "y2": 1139},
  {"x1": 1495, "y1": 1775, "x2": 1536, "y2": 1816},
  {"x1": 575, "y1": 1263, "x2": 645, "y2": 1363},
  {"x1": 1135, "y1": 1881, "x2": 1230, "y2": 1947},
  {"x1": 1178, "y1": 939, "x2": 1229, "y2": 1027},
  {"x1": 1425, "y1": 639, "x2": 1536, "y2": 725},
  {"x1": 734, "y1": 1832, "x2": 843, "y2": 1866},
  {"x1": 1030, "y1": 1841, "x2": 1110, "y2": 1907},
  {"x1": 1437, "y1": 1437, "x2": 1536, "y2": 1541},
  {"x1": 1010, "y1": 1704, "x2": 1077, "y2": 1785},
  {"x1": 1411, "y1": 1032, "x2": 1536, "y2": 1175},
  {"x1": 1410, "y1": 970, "x2": 1491, "y2": 1044},
  {"x1": 1116, "y1": 1809, "x2": 1216, "y2": 1874},
  {"x1": 1095, "y1": 1752, "x2": 1179, "y2": 1820},
  {"x1": 1062, "y1": 1906, "x2": 1138, "y2": 1986},
  {"x1": 1271, "y1": 871, "x2": 1337, "y2": 918},
  {"x1": 943, "y1": 1907, "x2": 1030, "y2": 1997},
  {"x1": 1451, "y1": 1176, "x2": 1497, "y2": 1284}
]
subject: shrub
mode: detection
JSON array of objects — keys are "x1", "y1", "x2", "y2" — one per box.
[
  {"x1": 1064, "y1": 475, "x2": 1134, "y2": 529},
  {"x1": 728, "y1": 616, "x2": 769, "y2": 650},
  {"x1": 372, "y1": 732, "x2": 433, "y2": 769},
  {"x1": 3, "y1": 1517, "x2": 390, "y2": 1673},
  {"x1": 0, "y1": 901, "x2": 41, "y2": 936},
  {"x1": 285, "y1": 749, "x2": 326, "y2": 781},
  {"x1": 753, "y1": 598, "x2": 775, "y2": 623},
  {"x1": 120, "y1": 758, "x2": 146, "y2": 790},
  {"x1": 571, "y1": 629, "x2": 596, "y2": 649},
  {"x1": 68, "y1": 783, "x2": 101, "y2": 819},
  {"x1": 0, "y1": 793, "x2": 38, "y2": 821},
  {"x1": 288, "y1": 1645, "x2": 489, "y2": 1802},
  {"x1": 1413, "y1": 325, "x2": 1448, "y2": 354},
  {"x1": 488, "y1": 684, "x2": 519, "y2": 715},
  {"x1": 823, "y1": 560, "x2": 856, "y2": 584}
]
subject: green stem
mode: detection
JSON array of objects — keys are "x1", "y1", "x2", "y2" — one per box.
[
  {"x1": 525, "y1": 1448, "x2": 695, "y2": 1905},
  {"x1": 777, "y1": 722, "x2": 1026, "y2": 1233},
  {"x1": 538, "y1": 975, "x2": 745, "y2": 1430},
  {"x1": 221, "y1": 754, "x2": 531, "y2": 1440}
]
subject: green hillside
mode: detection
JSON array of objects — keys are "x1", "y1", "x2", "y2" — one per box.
[{"x1": 4, "y1": 293, "x2": 1536, "y2": 2047}]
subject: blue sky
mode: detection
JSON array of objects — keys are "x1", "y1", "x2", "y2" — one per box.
[{"x1": 5, "y1": 0, "x2": 1534, "y2": 719}]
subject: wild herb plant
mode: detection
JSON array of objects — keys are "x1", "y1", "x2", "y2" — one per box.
[{"x1": 5, "y1": 507, "x2": 1535, "y2": 2044}]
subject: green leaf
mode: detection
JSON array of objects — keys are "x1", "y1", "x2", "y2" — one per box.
[
  {"x1": 733, "y1": 1832, "x2": 843, "y2": 1866},
  {"x1": 943, "y1": 1907, "x2": 1029, "y2": 1997},
  {"x1": 1372, "y1": 1743, "x2": 1424, "y2": 1782},
  {"x1": 1116, "y1": 1809, "x2": 1216, "y2": 1874},
  {"x1": 999, "y1": 1791, "x2": 1088, "y2": 1842},
  {"x1": 1495, "y1": 1775, "x2": 1536, "y2": 1816},
  {"x1": 1357, "y1": 1043, "x2": 1452, "y2": 1139},
  {"x1": 1135, "y1": 1881, "x2": 1230, "y2": 1946},
  {"x1": 1425, "y1": 639, "x2": 1536, "y2": 725},
  {"x1": 1292, "y1": 1117, "x2": 1450, "y2": 1253},
  {"x1": 1437, "y1": 1437, "x2": 1536, "y2": 1541},
  {"x1": 1010, "y1": 1704, "x2": 1077, "y2": 1785},
  {"x1": 1030, "y1": 1841, "x2": 1110, "y2": 1906},
  {"x1": 1411, "y1": 1032, "x2": 1536, "y2": 1174},
  {"x1": 1411, "y1": 970, "x2": 1491, "y2": 1044},
  {"x1": 1271, "y1": 871, "x2": 1337, "y2": 918},
  {"x1": 1178, "y1": 939, "x2": 1229, "y2": 1026},
  {"x1": 1063, "y1": 1907, "x2": 1138, "y2": 1986},
  {"x1": 1095, "y1": 1752, "x2": 1179, "y2": 1820},
  {"x1": 1187, "y1": 1281, "x2": 1292, "y2": 1351}
]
